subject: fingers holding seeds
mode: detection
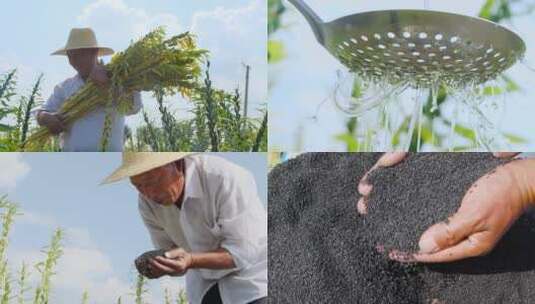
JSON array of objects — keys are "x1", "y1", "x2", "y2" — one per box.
[{"x1": 357, "y1": 152, "x2": 408, "y2": 214}]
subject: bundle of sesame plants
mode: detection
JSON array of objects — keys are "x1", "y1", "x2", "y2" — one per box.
[{"x1": 23, "y1": 27, "x2": 207, "y2": 151}]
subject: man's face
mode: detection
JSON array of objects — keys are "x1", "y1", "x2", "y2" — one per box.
[
  {"x1": 67, "y1": 48, "x2": 98, "y2": 78},
  {"x1": 130, "y1": 162, "x2": 185, "y2": 206}
]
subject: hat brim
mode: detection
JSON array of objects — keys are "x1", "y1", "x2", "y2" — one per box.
[
  {"x1": 101, "y1": 152, "x2": 197, "y2": 185},
  {"x1": 51, "y1": 47, "x2": 115, "y2": 57}
]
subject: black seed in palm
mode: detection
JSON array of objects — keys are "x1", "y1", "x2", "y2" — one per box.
[{"x1": 135, "y1": 249, "x2": 167, "y2": 277}]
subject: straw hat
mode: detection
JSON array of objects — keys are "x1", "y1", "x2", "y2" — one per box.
[
  {"x1": 102, "y1": 152, "x2": 196, "y2": 184},
  {"x1": 51, "y1": 28, "x2": 114, "y2": 56}
]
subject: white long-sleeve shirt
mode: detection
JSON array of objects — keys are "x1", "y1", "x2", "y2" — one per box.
[
  {"x1": 39, "y1": 74, "x2": 142, "y2": 152},
  {"x1": 138, "y1": 154, "x2": 268, "y2": 304}
]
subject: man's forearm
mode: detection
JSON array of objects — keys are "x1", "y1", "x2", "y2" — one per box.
[{"x1": 190, "y1": 248, "x2": 236, "y2": 270}]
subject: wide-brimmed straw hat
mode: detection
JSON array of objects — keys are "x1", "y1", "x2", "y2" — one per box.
[
  {"x1": 51, "y1": 28, "x2": 114, "y2": 56},
  {"x1": 102, "y1": 152, "x2": 196, "y2": 184}
]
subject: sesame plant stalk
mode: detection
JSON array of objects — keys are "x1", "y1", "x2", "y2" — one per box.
[
  {"x1": 134, "y1": 273, "x2": 147, "y2": 304},
  {"x1": 0, "y1": 196, "x2": 18, "y2": 299},
  {"x1": 81, "y1": 290, "x2": 89, "y2": 304},
  {"x1": 252, "y1": 111, "x2": 268, "y2": 152},
  {"x1": 155, "y1": 89, "x2": 178, "y2": 151},
  {"x1": 164, "y1": 288, "x2": 172, "y2": 304},
  {"x1": 33, "y1": 229, "x2": 63, "y2": 304},
  {"x1": 17, "y1": 263, "x2": 28, "y2": 304},
  {"x1": 176, "y1": 290, "x2": 188, "y2": 304},
  {"x1": 19, "y1": 74, "x2": 43, "y2": 145},
  {"x1": 142, "y1": 110, "x2": 160, "y2": 151},
  {"x1": 0, "y1": 69, "x2": 17, "y2": 103},
  {"x1": 201, "y1": 62, "x2": 219, "y2": 152},
  {"x1": 1, "y1": 268, "x2": 10, "y2": 304}
]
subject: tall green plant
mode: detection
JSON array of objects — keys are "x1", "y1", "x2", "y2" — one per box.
[{"x1": 33, "y1": 229, "x2": 63, "y2": 304}]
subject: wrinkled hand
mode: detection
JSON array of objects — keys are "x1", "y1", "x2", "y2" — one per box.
[
  {"x1": 357, "y1": 152, "x2": 526, "y2": 263},
  {"x1": 411, "y1": 160, "x2": 529, "y2": 263},
  {"x1": 38, "y1": 111, "x2": 65, "y2": 135},
  {"x1": 149, "y1": 248, "x2": 193, "y2": 278},
  {"x1": 89, "y1": 64, "x2": 110, "y2": 88}
]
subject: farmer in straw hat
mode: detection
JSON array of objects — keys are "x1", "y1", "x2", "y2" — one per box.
[
  {"x1": 36, "y1": 28, "x2": 142, "y2": 151},
  {"x1": 103, "y1": 153, "x2": 268, "y2": 304}
]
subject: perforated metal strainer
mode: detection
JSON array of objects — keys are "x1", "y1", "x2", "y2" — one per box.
[{"x1": 288, "y1": 0, "x2": 526, "y2": 88}]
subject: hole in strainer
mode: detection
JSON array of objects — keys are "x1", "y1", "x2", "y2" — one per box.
[
  {"x1": 387, "y1": 32, "x2": 396, "y2": 39},
  {"x1": 350, "y1": 38, "x2": 358, "y2": 44},
  {"x1": 424, "y1": 44, "x2": 432, "y2": 49},
  {"x1": 403, "y1": 32, "x2": 411, "y2": 38},
  {"x1": 392, "y1": 43, "x2": 401, "y2": 48},
  {"x1": 374, "y1": 33, "x2": 381, "y2": 40},
  {"x1": 435, "y1": 34, "x2": 443, "y2": 41},
  {"x1": 343, "y1": 41, "x2": 350, "y2": 46},
  {"x1": 439, "y1": 46, "x2": 447, "y2": 51},
  {"x1": 450, "y1": 36, "x2": 460, "y2": 43},
  {"x1": 366, "y1": 46, "x2": 374, "y2": 51},
  {"x1": 412, "y1": 52, "x2": 421, "y2": 56},
  {"x1": 419, "y1": 32, "x2": 428, "y2": 39},
  {"x1": 361, "y1": 35, "x2": 368, "y2": 42},
  {"x1": 378, "y1": 44, "x2": 386, "y2": 49}
]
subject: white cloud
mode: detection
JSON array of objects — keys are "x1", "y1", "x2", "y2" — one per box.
[
  {"x1": 190, "y1": 0, "x2": 267, "y2": 114},
  {"x1": 77, "y1": 0, "x2": 182, "y2": 46},
  {"x1": 0, "y1": 153, "x2": 30, "y2": 190}
]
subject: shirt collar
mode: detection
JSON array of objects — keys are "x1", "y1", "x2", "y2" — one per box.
[{"x1": 183, "y1": 156, "x2": 204, "y2": 201}]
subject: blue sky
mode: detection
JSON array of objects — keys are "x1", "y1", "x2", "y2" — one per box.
[
  {"x1": 0, "y1": 0, "x2": 266, "y2": 129},
  {"x1": 269, "y1": 0, "x2": 535, "y2": 151},
  {"x1": 0, "y1": 152, "x2": 267, "y2": 304}
]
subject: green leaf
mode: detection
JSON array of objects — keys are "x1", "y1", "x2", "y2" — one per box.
[
  {"x1": 268, "y1": 40, "x2": 286, "y2": 63},
  {"x1": 335, "y1": 133, "x2": 359, "y2": 152},
  {"x1": 504, "y1": 133, "x2": 527, "y2": 144},
  {"x1": 479, "y1": 0, "x2": 496, "y2": 19},
  {"x1": 454, "y1": 124, "x2": 477, "y2": 142},
  {"x1": 482, "y1": 86, "x2": 503, "y2": 96}
]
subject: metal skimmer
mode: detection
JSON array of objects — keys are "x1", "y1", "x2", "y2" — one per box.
[{"x1": 288, "y1": 0, "x2": 526, "y2": 88}]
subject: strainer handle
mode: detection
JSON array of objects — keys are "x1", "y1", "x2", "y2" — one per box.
[{"x1": 287, "y1": 0, "x2": 325, "y2": 44}]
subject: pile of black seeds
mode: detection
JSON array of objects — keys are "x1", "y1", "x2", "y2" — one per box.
[
  {"x1": 135, "y1": 249, "x2": 167, "y2": 278},
  {"x1": 269, "y1": 153, "x2": 535, "y2": 304},
  {"x1": 365, "y1": 153, "x2": 510, "y2": 253}
]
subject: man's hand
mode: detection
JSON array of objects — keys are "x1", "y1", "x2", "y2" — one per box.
[
  {"x1": 37, "y1": 111, "x2": 65, "y2": 135},
  {"x1": 89, "y1": 64, "x2": 110, "y2": 88},
  {"x1": 411, "y1": 160, "x2": 530, "y2": 262},
  {"x1": 148, "y1": 248, "x2": 193, "y2": 278},
  {"x1": 357, "y1": 152, "x2": 526, "y2": 263}
]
